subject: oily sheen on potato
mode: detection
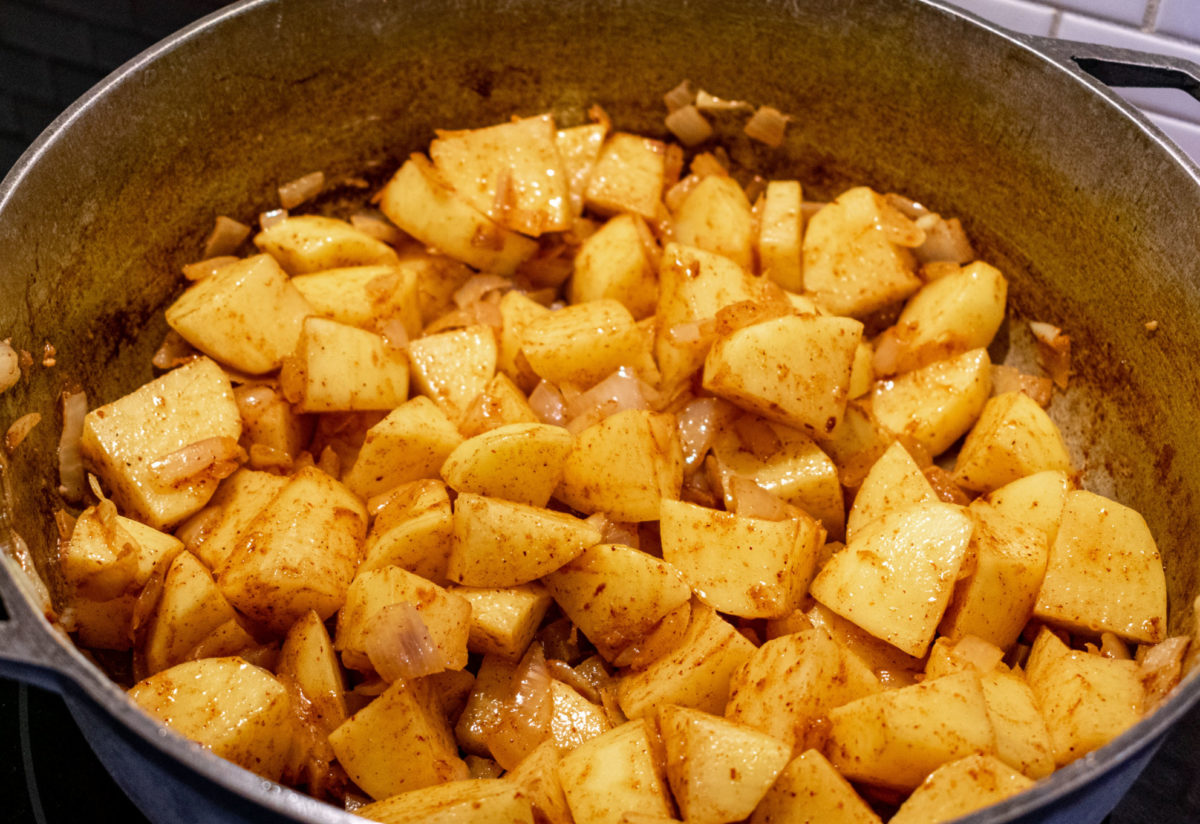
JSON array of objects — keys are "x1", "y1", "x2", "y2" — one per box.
[{"x1": 52, "y1": 96, "x2": 1186, "y2": 824}]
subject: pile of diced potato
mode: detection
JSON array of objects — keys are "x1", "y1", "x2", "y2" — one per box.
[{"x1": 56, "y1": 105, "x2": 1188, "y2": 824}]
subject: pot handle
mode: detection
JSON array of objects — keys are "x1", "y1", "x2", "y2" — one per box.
[{"x1": 1030, "y1": 37, "x2": 1200, "y2": 102}]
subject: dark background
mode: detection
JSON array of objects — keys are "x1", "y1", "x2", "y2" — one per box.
[{"x1": 1, "y1": 0, "x2": 1199, "y2": 822}]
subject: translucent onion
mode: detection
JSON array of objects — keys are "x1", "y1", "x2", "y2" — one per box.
[
  {"x1": 990, "y1": 364, "x2": 1053, "y2": 407},
  {"x1": 350, "y1": 210, "x2": 405, "y2": 245},
  {"x1": 182, "y1": 255, "x2": 239, "y2": 281},
  {"x1": 175, "y1": 504, "x2": 223, "y2": 554},
  {"x1": 57, "y1": 389, "x2": 88, "y2": 501},
  {"x1": 565, "y1": 368, "x2": 652, "y2": 434},
  {"x1": 377, "y1": 317, "x2": 410, "y2": 353},
  {"x1": 529, "y1": 380, "x2": 568, "y2": 427},
  {"x1": 150, "y1": 436, "x2": 245, "y2": 487},
  {"x1": 695, "y1": 90, "x2": 752, "y2": 111},
  {"x1": 259, "y1": 208, "x2": 288, "y2": 231},
  {"x1": 1139, "y1": 635, "x2": 1190, "y2": 710},
  {"x1": 677, "y1": 397, "x2": 725, "y2": 470},
  {"x1": 0, "y1": 340, "x2": 19, "y2": 394},
  {"x1": 728, "y1": 476, "x2": 789, "y2": 521},
  {"x1": 664, "y1": 105, "x2": 713, "y2": 148},
  {"x1": 662, "y1": 79, "x2": 695, "y2": 113},
  {"x1": 1030, "y1": 321, "x2": 1071, "y2": 389},
  {"x1": 233, "y1": 384, "x2": 278, "y2": 427},
  {"x1": 152, "y1": 330, "x2": 201, "y2": 371},
  {"x1": 4, "y1": 412, "x2": 40, "y2": 453},
  {"x1": 545, "y1": 658, "x2": 600, "y2": 704},
  {"x1": 922, "y1": 465, "x2": 972, "y2": 506},
  {"x1": 278, "y1": 171, "x2": 325, "y2": 210},
  {"x1": 732, "y1": 415, "x2": 782, "y2": 460},
  {"x1": 363, "y1": 602, "x2": 446, "y2": 682},
  {"x1": 453, "y1": 274, "x2": 511, "y2": 309},
  {"x1": 1099, "y1": 631, "x2": 1132, "y2": 660},
  {"x1": 744, "y1": 105, "x2": 790, "y2": 147},
  {"x1": 485, "y1": 642, "x2": 553, "y2": 770},
  {"x1": 914, "y1": 214, "x2": 975, "y2": 264},
  {"x1": 202, "y1": 215, "x2": 251, "y2": 259}
]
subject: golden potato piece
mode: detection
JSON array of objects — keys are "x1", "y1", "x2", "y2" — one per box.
[
  {"x1": 888, "y1": 754, "x2": 1033, "y2": 824},
  {"x1": 522, "y1": 299, "x2": 645, "y2": 387},
  {"x1": 409, "y1": 325, "x2": 498, "y2": 423},
  {"x1": 673, "y1": 175, "x2": 755, "y2": 271},
  {"x1": 290, "y1": 263, "x2": 422, "y2": 337},
  {"x1": 144, "y1": 550, "x2": 239, "y2": 675},
  {"x1": 748, "y1": 749, "x2": 882, "y2": 824},
  {"x1": 757, "y1": 180, "x2": 804, "y2": 292},
  {"x1": 357, "y1": 778, "x2": 535, "y2": 824},
  {"x1": 557, "y1": 720, "x2": 674, "y2": 824},
  {"x1": 568, "y1": 213, "x2": 657, "y2": 319},
  {"x1": 281, "y1": 316, "x2": 409, "y2": 413},
  {"x1": 360, "y1": 479, "x2": 455, "y2": 582},
  {"x1": 254, "y1": 214, "x2": 400, "y2": 274},
  {"x1": 342, "y1": 396, "x2": 464, "y2": 500},
  {"x1": 953, "y1": 390, "x2": 1073, "y2": 493},
  {"x1": 441, "y1": 423, "x2": 573, "y2": 508},
  {"x1": 585, "y1": 133, "x2": 667, "y2": 219}
]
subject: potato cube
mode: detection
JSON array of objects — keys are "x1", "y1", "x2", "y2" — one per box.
[
  {"x1": 277, "y1": 608, "x2": 348, "y2": 732},
  {"x1": 568, "y1": 213, "x2": 657, "y2": 319},
  {"x1": 557, "y1": 720, "x2": 674, "y2": 824},
  {"x1": 802, "y1": 186, "x2": 922, "y2": 318},
  {"x1": 804, "y1": 602, "x2": 924, "y2": 685},
  {"x1": 550, "y1": 679, "x2": 613, "y2": 752},
  {"x1": 360, "y1": 479, "x2": 455, "y2": 582},
  {"x1": 409, "y1": 252, "x2": 477, "y2": 324},
  {"x1": 845, "y1": 441, "x2": 937, "y2": 541},
  {"x1": 659, "y1": 704, "x2": 790, "y2": 824},
  {"x1": 357, "y1": 778, "x2": 535, "y2": 824},
  {"x1": 336, "y1": 565, "x2": 472, "y2": 673},
  {"x1": 870, "y1": 347, "x2": 991, "y2": 457},
  {"x1": 457, "y1": 373, "x2": 541, "y2": 438},
  {"x1": 749, "y1": 749, "x2": 882, "y2": 824},
  {"x1": 660, "y1": 499, "x2": 823, "y2": 619},
  {"x1": 447, "y1": 493, "x2": 601, "y2": 587},
  {"x1": 888, "y1": 754, "x2": 1033, "y2": 824},
  {"x1": 454, "y1": 653, "x2": 517, "y2": 756},
  {"x1": 505, "y1": 740, "x2": 573, "y2": 824},
  {"x1": 757, "y1": 180, "x2": 804, "y2": 292},
  {"x1": 585, "y1": 133, "x2": 667, "y2": 219},
  {"x1": 703, "y1": 314, "x2": 862, "y2": 438},
  {"x1": 522, "y1": 299, "x2": 645, "y2": 387},
  {"x1": 497, "y1": 290, "x2": 552, "y2": 392},
  {"x1": 328, "y1": 676, "x2": 468, "y2": 800},
  {"x1": 281, "y1": 316, "x2": 409, "y2": 413},
  {"x1": 557, "y1": 123, "x2": 607, "y2": 216},
  {"x1": 80, "y1": 357, "x2": 241, "y2": 529},
  {"x1": 408, "y1": 325, "x2": 498, "y2": 422},
  {"x1": 673, "y1": 175, "x2": 755, "y2": 271},
  {"x1": 176, "y1": 468, "x2": 288, "y2": 571},
  {"x1": 234, "y1": 384, "x2": 311, "y2": 468},
  {"x1": 557, "y1": 409, "x2": 683, "y2": 523},
  {"x1": 809, "y1": 502, "x2": 973, "y2": 657},
  {"x1": 848, "y1": 340, "x2": 875, "y2": 399},
  {"x1": 440, "y1": 423, "x2": 572, "y2": 508},
  {"x1": 978, "y1": 670, "x2": 1055, "y2": 779},
  {"x1": 450, "y1": 582, "x2": 553, "y2": 660},
  {"x1": 61, "y1": 504, "x2": 183, "y2": 600},
  {"x1": 982, "y1": 469, "x2": 1069, "y2": 549},
  {"x1": 617, "y1": 601, "x2": 755, "y2": 719},
  {"x1": 952, "y1": 391, "x2": 1073, "y2": 493},
  {"x1": 143, "y1": 550, "x2": 240, "y2": 674},
  {"x1": 1033, "y1": 489, "x2": 1167, "y2": 644},
  {"x1": 342, "y1": 397, "x2": 464, "y2": 499},
  {"x1": 291, "y1": 264, "x2": 422, "y2": 338},
  {"x1": 825, "y1": 671, "x2": 996, "y2": 791},
  {"x1": 129, "y1": 657, "x2": 292, "y2": 781},
  {"x1": 254, "y1": 214, "x2": 400, "y2": 274},
  {"x1": 214, "y1": 466, "x2": 367, "y2": 634},
  {"x1": 165, "y1": 253, "x2": 313, "y2": 374}
]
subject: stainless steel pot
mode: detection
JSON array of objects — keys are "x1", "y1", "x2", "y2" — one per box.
[{"x1": 2, "y1": 1, "x2": 1199, "y2": 822}]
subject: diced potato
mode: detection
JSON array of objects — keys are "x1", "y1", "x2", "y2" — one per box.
[
  {"x1": 357, "y1": 778, "x2": 535, "y2": 824},
  {"x1": 1033, "y1": 489, "x2": 1167, "y2": 644},
  {"x1": 291, "y1": 264, "x2": 422, "y2": 338},
  {"x1": 254, "y1": 214, "x2": 400, "y2": 274},
  {"x1": 234, "y1": 384, "x2": 311, "y2": 468},
  {"x1": 447, "y1": 493, "x2": 601, "y2": 587},
  {"x1": 277, "y1": 608, "x2": 348, "y2": 731},
  {"x1": 336, "y1": 565, "x2": 472, "y2": 673},
  {"x1": 939, "y1": 501, "x2": 1048, "y2": 650},
  {"x1": 870, "y1": 347, "x2": 991, "y2": 457},
  {"x1": 544, "y1": 543, "x2": 692, "y2": 658},
  {"x1": 450, "y1": 582, "x2": 553, "y2": 660},
  {"x1": 803, "y1": 602, "x2": 924, "y2": 687},
  {"x1": 673, "y1": 175, "x2": 755, "y2": 271},
  {"x1": 568, "y1": 213, "x2": 657, "y2": 319},
  {"x1": 845, "y1": 441, "x2": 937, "y2": 541},
  {"x1": 497, "y1": 290, "x2": 551, "y2": 392},
  {"x1": 61, "y1": 504, "x2": 182, "y2": 600},
  {"x1": 660, "y1": 499, "x2": 823, "y2": 619},
  {"x1": 378, "y1": 155, "x2": 538, "y2": 275},
  {"x1": 703, "y1": 314, "x2": 863, "y2": 437},
  {"x1": 802, "y1": 186, "x2": 923, "y2": 318},
  {"x1": 69, "y1": 595, "x2": 138, "y2": 651},
  {"x1": 952, "y1": 391, "x2": 1073, "y2": 493},
  {"x1": 165, "y1": 253, "x2": 313, "y2": 374},
  {"x1": 361, "y1": 479, "x2": 455, "y2": 581},
  {"x1": 214, "y1": 466, "x2": 367, "y2": 634},
  {"x1": 454, "y1": 653, "x2": 517, "y2": 756},
  {"x1": 80, "y1": 357, "x2": 241, "y2": 529},
  {"x1": 888, "y1": 754, "x2": 1033, "y2": 824},
  {"x1": 809, "y1": 502, "x2": 973, "y2": 657},
  {"x1": 617, "y1": 601, "x2": 756, "y2": 719},
  {"x1": 710, "y1": 419, "x2": 845, "y2": 541},
  {"x1": 847, "y1": 341, "x2": 874, "y2": 399},
  {"x1": 1024, "y1": 628, "x2": 1145, "y2": 766},
  {"x1": 430, "y1": 114, "x2": 572, "y2": 236},
  {"x1": 748, "y1": 749, "x2": 882, "y2": 824},
  {"x1": 177, "y1": 469, "x2": 287, "y2": 570},
  {"x1": 129, "y1": 657, "x2": 292, "y2": 781},
  {"x1": 522, "y1": 299, "x2": 645, "y2": 387},
  {"x1": 816, "y1": 400, "x2": 894, "y2": 479},
  {"x1": 557, "y1": 409, "x2": 683, "y2": 523},
  {"x1": 441, "y1": 423, "x2": 573, "y2": 508},
  {"x1": 659, "y1": 704, "x2": 790, "y2": 824},
  {"x1": 982, "y1": 469, "x2": 1070, "y2": 549},
  {"x1": 409, "y1": 252, "x2": 478, "y2": 324},
  {"x1": 342, "y1": 397, "x2": 464, "y2": 499},
  {"x1": 550, "y1": 678, "x2": 613, "y2": 752},
  {"x1": 585, "y1": 133, "x2": 667, "y2": 219},
  {"x1": 457, "y1": 373, "x2": 541, "y2": 438},
  {"x1": 409, "y1": 325, "x2": 498, "y2": 422},
  {"x1": 557, "y1": 720, "x2": 674, "y2": 824},
  {"x1": 725, "y1": 628, "x2": 879, "y2": 752},
  {"x1": 281, "y1": 316, "x2": 409, "y2": 413},
  {"x1": 506, "y1": 740, "x2": 573, "y2": 824},
  {"x1": 557, "y1": 123, "x2": 608, "y2": 217},
  {"x1": 757, "y1": 180, "x2": 804, "y2": 292},
  {"x1": 978, "y1": 669, "x2": 1055, "y2": 779},
  {"x1": 825, "y1": 671, "x2": 996, "y2": 791},
  {"x1": 328, "y1": 676, "x2": 469, "y2": 800},
  {"x1": 143, "y1": 550, "x2": 239, "y2": 674}
]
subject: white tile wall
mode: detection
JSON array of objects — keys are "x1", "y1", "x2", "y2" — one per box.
[{"x1": 944, "y1": 0, "x2": 1200, "y2": 165}]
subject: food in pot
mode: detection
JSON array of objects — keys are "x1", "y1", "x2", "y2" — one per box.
[{"x1": 52, "y1": 93, "x2": 1188, "y2": 824}]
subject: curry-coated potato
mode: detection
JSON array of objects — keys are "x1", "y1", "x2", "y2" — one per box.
[
  {"x1": 556, "y1": 720, "x2": 675, "y2": 824},
  {"x1": 447, "y1": 493, "x2": 602, "y2": 587},
  {"x1": 430, "y1": 113, "x2": 572, "y2": 236},
  {"x1": 659, "y1": 704, "x2": 791, "y2": 824},
  {"x1": 568, "y1": 213, "x2": 657, "y2": 319},
  {"x1": 457, "y1": 373, "x2": 541, "y2": 438},
  {"x1": 982, "y1": 469, "x2": 1070, "y2": 549},
  {"x1": 60, "y1": 504, "x2": 182, "y2": 601},
  {"x1": 584, "y1": 132, "x2": 667, "y2": 219},
  {"x1": 504, "y1": 740, "x2": 573, "y2": 824},
  {"x1": 673, "y1": 174, "x2": 756, "y2": 271},
  {"x1": 449, "y1": 582, "x2": 553, "y2": 661},
  {"x1": 803, "y1": 601, "x2": 925, "y2": 687},
  {"x1": 440, "y1": 423, "x2": 573, "y2": 508},
  {"x1": 496, "y1": 290, "x2": 551, "y2": 392},
  {"x1": 749, "y1": 749, "x2": 882, "y2": 824},
  {"x1": 214, "y1": 466, "x2": 367, "y2": 634},
  {"x1": 233, "y1": 383, "x2": 311, "y2": 467},
  {"x1": 522, "y1": 299, "x2": 648, "y2": 388},
  {"x1": 360, "y1": 479, "x2": 455, "y2": 581},
  {"x1": 342, "y1": 396, "x2": 464, "y2": 499},
  {"x1": 378, "y1": 154, "x2": 537, "y2": 275},
  {"x1": 825, "y1": 671, "x2": 997, "y2": 792},
  {"x1": 978, "y1": 669, "x2": 1055, "y2": 779},
  {"x1": 757, "y1": 180, "x2": 804, "y2": 292},
  {"x1": 143, "y1": 550, "x2": 240, "y2": 675},
  {"x1": 844, "y1": 441, "x2": 938, "y2": 541},
  {"x1": 281, "y1": 316, "x2": 409, "y2": 413},
  {"x1": 178, "y1": 469, "x2": 288, "y2": 570},
  {"x1": 254, "y1": 214, "x2": 400, "y2": 274},
  {"x1": 165, "y1": 253, "x2": 313, "y2": 374},
  {"x1": 810, "y1": 502, "x2": 973, "y2": 658},
  {"x1": 952, "y1": 390, "x2": 1073, "y2": 493},
  {"x1": 408, "y1": 325, "x2": 498, "y2": 422},
  {"x1": 277, "y1": 608, "x2": 348, "y2": 733},
  {"x1": 888, "y1": 754, "x2": 1033, "y2": 824},
  {"x1": 549, "y1": 678, "x2": 613, "y2": 753},
  {"x1": 1033, "y1": 489, "x2": 1167, "y2": 645},
  {"x1": 557, "y1": 409, "x2": 683, "y2": 523},
  {"x1": 556, "y1": 122, "x2": 607, "y2": 215},
  {"x1": 848, "y1": 340, "x2": 875, "y2": 399},
  {"x1": 453, "y1": 653, "x2": 515, "y2": 756},
  {"x1": 79, "y1": 356, "x2": 241, "y2": 530},
  {"x1": 802, "y1": 186, "x2": 923, "y2": 318},
  {"x1": 290, "y1": 264, "x2": 423, "y2": 338},
  {"x1": 407, "y1": 251, "x2": 477, "y2": 324},
  {"x1": 128, "y1": 657, "x2": 293, "y2": 781},
  {"x1": 356, "y1": 778, "x2": 536, "y2": 824},
  {"x1": 703, "y1": 313, "x2": 863, "y2": 437}
]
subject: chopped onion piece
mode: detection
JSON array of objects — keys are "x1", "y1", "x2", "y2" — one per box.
[
  {"x1": 663, "y1": 143, "x2": 686, "y2": 189},
  {"x1": 182, "y1": 255, "x2": 239, "y2": 281},
  {"x1": 259, "y1": 208, "x2": 288, "y2": 231},
  {"x1": 1100, "y1": 632, "x2": 1132, "y2": 660},
  {"x1": 884, "y1": 193, "x2": 931, "y2": 220},
  {"x1": 278, "y1": 171, "x2": 325, "y2": 209},
  {"x1": 914, "y1": 213, "x2": 975, "y2": 264},
  {"x1": 565, "y1": 369, "x2": 651, "y2": 422},
  {"x1": 57, "y1": 389, "x2": 88, "y2": 501},
  {"x1": 733, "y1": 415, "x2": 782, "y2": 460},
  {"x1": 1030, "y1": 321, "x2": 1071, "y2": 389},
  {"x1": 0, "y1": 340, "x2": 19, "y2": 393},
  {"x1": 663, "y1": 79, "x2": 695, "y2": 113},
  {"x1": 990, "y1": 364, "x2": 1053, "y2": 407},
  {"x1": 485, "y1": 642, "x2": 553, "y2": 770},
  {"x1": 150, "y1": 436, "x2": 245, "y2": 487},
  {"x1": 233, "y1": 384, "x2": 278, "y2": 427},
  {"x1": 5, "y1": 412, "x2": 40, "y2": 453},
  {"x1": 744, "y1": 105, "x2": 790, "y2": 147},
  {"x1": 728, "y1": 476, "x2": 789, "y2": 520},
  {"x1": 923, "y1": 465, "x2": 972, "y2": 505},
  {"x1": 695, "y1": 90, "x2": 752, "y2": 111},
  {"x1": 202, "y1": 216, "x2": 251, "y2": 259},
  {"x1": 152, "y1": 329, "x2": 201, "y2": 370},
  {"x1": 545, "y1": 658, "x2": 601, "y2": 704},
  {"x1": 587, "y1": 103, "x2": 612, "y2": 133},
  {"x1": 529, "y1": 380, "x2": 568, "y2": 427},
  {"x1": 664, "y1": 105, "x2": 713, "y2": 148},
  {"x1": 949, "y1": 635, "x2": 1005, "y2": 672},
  {"x1": 350, "y1": 210, "x2": 405, "y2": 245},
  {"x1": 364, "y1": 602, "x2": 446, "y2": 682},
  {"x1": 665, "y1": 173, "x2": 703, "y2": 213},
  {"x1": 453, "y1": 274, "x2": 511, "y2": 309},
  {"x1": 377, "y1": 317, "x2": 410, "y2": 353},
  {"x1": 1138, "y1": 635, "x2": 1190, "y2": 710}
]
